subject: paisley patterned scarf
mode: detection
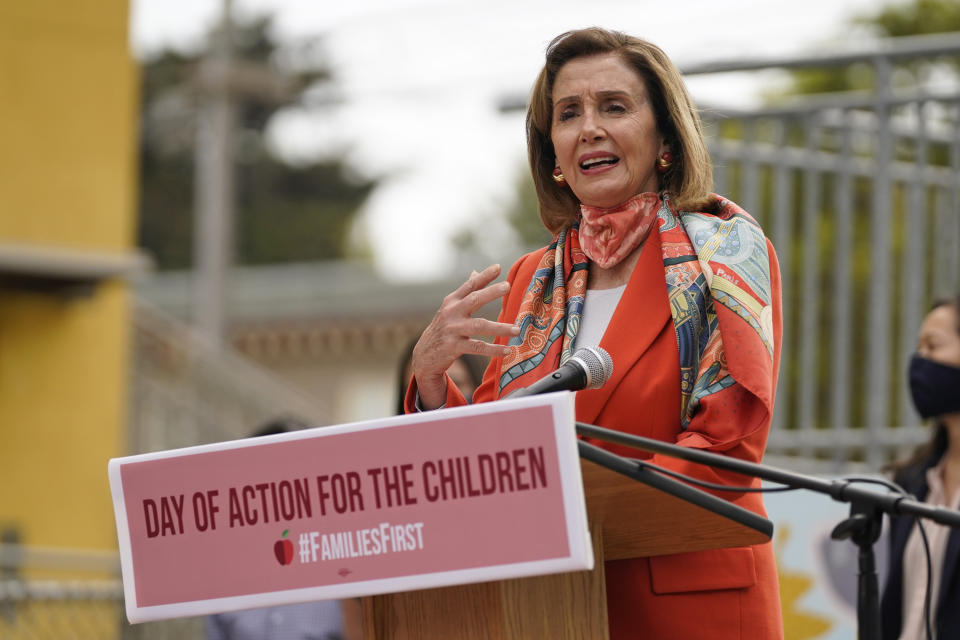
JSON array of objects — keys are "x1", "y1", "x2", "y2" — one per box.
[{"x1": 498, "y1": 193, "x2": 776, "y2": 428}]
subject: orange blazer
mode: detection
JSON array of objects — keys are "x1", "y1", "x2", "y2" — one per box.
[{"x1": 407, "y1": 227, "x2": 785, "y2": 639}]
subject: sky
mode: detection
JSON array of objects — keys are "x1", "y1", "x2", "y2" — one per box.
[{"x1": 130, "y1": 0, "x2": 886, "y2": 281}]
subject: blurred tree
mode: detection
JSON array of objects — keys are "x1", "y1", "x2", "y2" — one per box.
[
  {"x1": 138, "y1": 16, "x2": 376, "y2": 269},
  {"x1": 860, "y1": 0, "x2": 960, "y2": 37},
  {"x1": 502, "y1": 168, "x2": 553, "y2": 251},
  {"x1": 782, "y1": 0, "x2": 960, "y2": 96},
  {"x1": 447, "y1": 159, "x2": 552, "y2": 266}
]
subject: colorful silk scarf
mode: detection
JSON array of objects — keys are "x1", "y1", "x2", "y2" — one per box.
[{"x1": 499, "y1": 193, "x2": 776, "y2": 428}]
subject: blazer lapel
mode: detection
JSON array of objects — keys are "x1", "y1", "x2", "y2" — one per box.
[{"x1": 576, "y1": 228, "x2": 672, "y2": 425}]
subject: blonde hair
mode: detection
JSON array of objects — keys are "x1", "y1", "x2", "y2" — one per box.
[{"x1": 526, "y1": 27, "x2": 714, "y2": 233}]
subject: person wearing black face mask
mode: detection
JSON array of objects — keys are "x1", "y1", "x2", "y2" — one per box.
[{"x1": 881, "y1": 291, "x2": 960, "y2": 640}]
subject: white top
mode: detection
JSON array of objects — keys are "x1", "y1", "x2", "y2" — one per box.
[
  {"x1": 899, "y1": 458, "x2": 960, "y2": 640},
  {"x1": 573, "y1": 284, "x2": 627, "y2": 350}
]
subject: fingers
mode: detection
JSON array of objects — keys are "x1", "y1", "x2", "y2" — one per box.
[
  {"x1": 459, "y1": 280, "x2": 511, "y2": 315},
  {"x1": 450, "y1": 263, "x2": 501, "y2": 301},
  {"x1": 463, "y1": 317, "x2": 519, "y2": 339},
  {"x1": 465, "y1": 338, "x2": 512, "y2": 358},
  {"x1": 412, "y1": 263, "x2": 517, "y2": 386}
]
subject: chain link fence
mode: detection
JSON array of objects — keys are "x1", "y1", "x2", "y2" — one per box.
[{"x1": 0, "y1": 544, "x2": 204, "y2": 640}]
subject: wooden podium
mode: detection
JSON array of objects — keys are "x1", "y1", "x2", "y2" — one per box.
[{"x1": 359, "y1": 459, "x2": 771, "y2": 639}]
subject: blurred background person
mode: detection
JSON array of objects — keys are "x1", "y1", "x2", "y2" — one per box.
[
  {"x1": 207, "y1": 600, "x2": 344, "y2": 640},
  {"x1": 882, "y1": 291, "x2": 960, "y2": 640}
]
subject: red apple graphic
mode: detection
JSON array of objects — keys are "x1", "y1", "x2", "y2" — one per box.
[{"x1": 274, "y1": 529, "x2": 294, "y2": 566}]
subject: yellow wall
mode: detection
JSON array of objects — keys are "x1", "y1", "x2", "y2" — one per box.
[
  {"x1": 0, "y1": 0, "x2": 136, "y2": 249},
  {"x1": 0, "y1": 0, "x2": 137, "y2": 551}
]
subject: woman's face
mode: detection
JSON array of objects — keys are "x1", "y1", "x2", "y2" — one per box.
[
  {"x1": 550, "y1": 53, "x2": 667, "y2": 209},
  {"x1": 917, "y1": 304, "x2": 960, "y2": 367}
]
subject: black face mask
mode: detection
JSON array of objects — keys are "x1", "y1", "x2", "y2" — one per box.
[{"x1": 908, "y1": 353, "x2": 960, "y2": 419}]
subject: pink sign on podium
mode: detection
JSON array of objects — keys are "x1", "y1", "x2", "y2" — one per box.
[{"x1": 108, "y1": 392, "x2": 592, "y2": 623}]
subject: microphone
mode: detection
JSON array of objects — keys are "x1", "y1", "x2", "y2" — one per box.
[{"x1": 506, "y1": 347, "x2": 613, "y2": 398}]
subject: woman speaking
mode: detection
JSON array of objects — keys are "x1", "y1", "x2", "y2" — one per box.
[{"x1": 406, "y1": 27, "x2": 784, "y2": 638}]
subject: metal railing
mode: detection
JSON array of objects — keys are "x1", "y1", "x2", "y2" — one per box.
[{"x1": 686, "y1": 32, "x2": 960, "y2": 469}]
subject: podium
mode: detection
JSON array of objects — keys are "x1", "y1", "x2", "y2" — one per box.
[
  {"x1": 359, "y1": 459, "x2": 771, "y2": 639},
  {"x1": 107, "y1": 395, "x2": 771, "y2": 627}
]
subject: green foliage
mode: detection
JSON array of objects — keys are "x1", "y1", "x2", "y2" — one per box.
[
  {"x1": 857, "y1": 0, "x2": 960, "y2": 36},
  {"x1": 138, "y1": 140, "x2": 194, "y2": 268},
  {"x1": 235, "y1": 159, "x2": 371, "y2": 264},
  {"x1": 779, "y1": 0, "x2": 960, "y2": 97},
  {"x1": 137, "y1": 16, "x2": 374, "y2": 269},
  {"x1": 504, "y1": 169, "x2": 553, "y2": 250},
  {"x1": 456, "y1": 160, "x2": 551, "y2": 261},
  {"x1": 780, "y1": 64, "x2": 876, "y2": 97}
]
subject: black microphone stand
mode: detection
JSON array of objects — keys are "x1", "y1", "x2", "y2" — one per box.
[{"x1": 575, "y1": 421, "x2": 960, "y2": 640}]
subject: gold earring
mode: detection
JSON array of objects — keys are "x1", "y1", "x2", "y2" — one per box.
[
  {"x1": 552, "y1": 167, "x2": 566, "y2": 186},
  {"x1": 656, "y1": 151, "x2": 674, "y2": 173}
]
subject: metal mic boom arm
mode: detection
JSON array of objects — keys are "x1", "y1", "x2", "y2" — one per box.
[
  {"x1": 577, "y1": 439, "x2": 773, "y2": 537},
  {"x1": 576, "y1": 421, "x2": 960, "y2": 528}
]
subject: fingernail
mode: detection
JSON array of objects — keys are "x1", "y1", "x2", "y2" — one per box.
[{"x1": 511, "y1": 326, "x2": 520, "y2": 334}]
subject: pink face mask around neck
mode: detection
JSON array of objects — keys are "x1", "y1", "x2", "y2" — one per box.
[{"x1": 578, "y1": 192, "x2": 661, "y2": 269}]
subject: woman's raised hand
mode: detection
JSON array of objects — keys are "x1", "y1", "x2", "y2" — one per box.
[{"x1": 412, "y1": 264, "x2": 519, "y2": 410}]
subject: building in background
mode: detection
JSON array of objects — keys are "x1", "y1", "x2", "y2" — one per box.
[
  {"x1": 134, "y1": 261, "x2": 493, "y2": 430},
  {"x1": 0, "y1": 0, "x2": 142, "y2": 636}
]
